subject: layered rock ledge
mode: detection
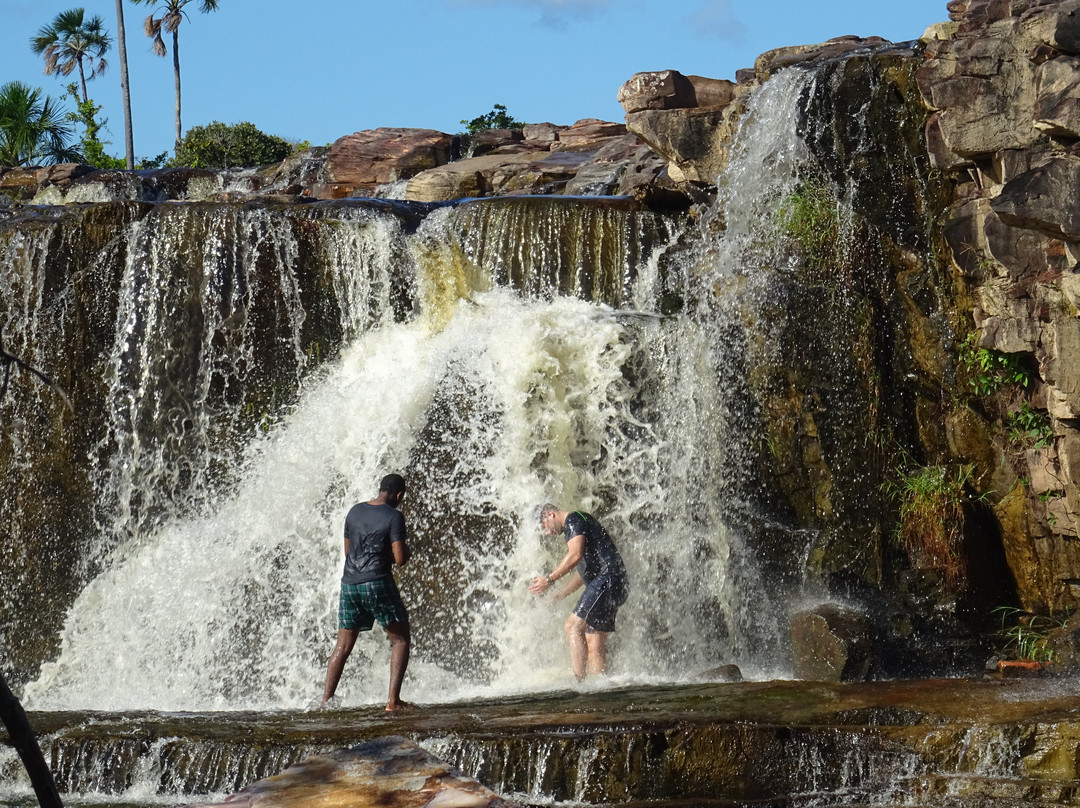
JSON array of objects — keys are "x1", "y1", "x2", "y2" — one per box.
[{"x1": 10, "y1": 678, "x2": 1080, "y2": 806}]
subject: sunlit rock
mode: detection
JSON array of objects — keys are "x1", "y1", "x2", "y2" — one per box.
[{"x1": 323, "y1": 128, "x2": 455, "y2": 195}]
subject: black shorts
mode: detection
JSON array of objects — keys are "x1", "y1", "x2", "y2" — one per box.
[{"x1": 573, "y1": 573, "x2": 628, "y2": 633}]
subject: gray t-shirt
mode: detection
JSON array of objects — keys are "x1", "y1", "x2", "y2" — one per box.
[{"x1": 341, "y1": 502, "x2": 406, "y2": 584}]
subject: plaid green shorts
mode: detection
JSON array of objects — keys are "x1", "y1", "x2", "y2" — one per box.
[{"x1": 339, "y1": 576, "x2": 409, "y2": 631}]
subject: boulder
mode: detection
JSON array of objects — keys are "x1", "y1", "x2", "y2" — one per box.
[
  {"x1": 1035, "y1": 56, "x2": 1080, "y2": 137},
  {"x1": 186, "y1": 735, "x2": 517, "y2": 808},
  {"x1": 40, "y1": 163, "x2": 95, "y2": 185},
  {"x1": 0, "y1": 167, "x2": 42, "y2": 189},
  {"x1": 522, "y1": 122, "x2": 564, "y2": 146},
  {"x1": 991, "y1": 157, "x2": 1080, "y2": 241},
  {"x1": 790, "y1": 604, "x2": 874, "y2": 682},
  {"x1": 618, "y1": 70, "x2": 737, "y2": 115},
  {"x1": 557, "y1": 119, "x2": 628, "y2": 149},
  {"x1": 626, "y1": 106, "x2": 736, "y2": 184},
  {"x1": 325, "y1": 128, "x2": 455, "y2": 191},
  {"x1": 468, "y1": 128, "x2": 526, "y2": 157},
  {"x1": 405, "y1": 152, "x2": 536, "y2": 202},
  {"x1": 617, "y1": 70, "x2": 698, "y2": 113}
]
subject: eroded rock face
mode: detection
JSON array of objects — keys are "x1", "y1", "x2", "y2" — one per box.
[{"x1": 918, "y1": 0, "x2": 1080, "y2": 611}]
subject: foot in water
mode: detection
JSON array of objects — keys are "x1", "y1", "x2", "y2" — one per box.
[
  {"x1": 305, "y1": 696, "x2": 341, "y2": 712},
  {"x1": 385, "y1": 699, "x2": 415, "y2": 712}
]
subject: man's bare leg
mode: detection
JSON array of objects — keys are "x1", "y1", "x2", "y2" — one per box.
[
  {"x1": 322, "y1": 628, "x2": 359, "y2": 705},
  {"x1": 384, "y1": 621, "x2": 412, "y2": 711},
  {"x1": 564, "y1": 613, "x2": 589, "y2": 680},
  {"x1": 586, "y1": 631, "x2": 608, "y2": 675}
]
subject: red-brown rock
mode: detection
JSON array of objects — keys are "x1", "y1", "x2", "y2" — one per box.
[{"x1": 325, "y1": 128, "x2": 454, "y2": 190}]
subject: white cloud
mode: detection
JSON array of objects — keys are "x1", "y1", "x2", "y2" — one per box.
[
  {"x1": 687, "y1": 0, "x2": 746, "y2": 43},
  {"x1": 454, "y1": 0, "x2": 613, "y2": 29}
]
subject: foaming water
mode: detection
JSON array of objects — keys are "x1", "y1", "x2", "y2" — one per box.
[{"x1": 23, "y1": 285, "x2": 762, "y2": 710}]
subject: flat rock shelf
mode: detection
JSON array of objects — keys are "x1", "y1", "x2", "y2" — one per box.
[{"x1": 5, "y1": 677, "x2": 1080, "y2": 807}]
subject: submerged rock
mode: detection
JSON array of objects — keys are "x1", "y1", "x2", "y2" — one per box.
[{"x1": 185, "y1": 736, "x2": 518, "y2": 808}]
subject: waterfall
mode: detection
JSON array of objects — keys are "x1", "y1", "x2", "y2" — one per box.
[{"x1": 2, "y1": 68, "x2": 840, "y2": 712}]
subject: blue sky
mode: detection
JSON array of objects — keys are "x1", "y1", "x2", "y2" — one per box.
[{"x1": 0, "y1": 0, "x2": 948, "y2": 161}]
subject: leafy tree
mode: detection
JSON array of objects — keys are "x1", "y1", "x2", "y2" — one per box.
[
  {"x1": 460, "y1": 103, "x2": 525, "y2": 134},
  {"x1": 132, "y1": 0, "x2": 220, "y2": 153},
  {"x1": 29, "y1": 8, "x2": 111, "y2": 103},
  {"x1": 64, "y1": 83, "x2": 124, "y2": 169},
  {"x1": 172, "y1": 120, "x2": 295, "y2": 168},
  {"x1": 0, "y1": 81, "x2": 81, "y2": 167}
]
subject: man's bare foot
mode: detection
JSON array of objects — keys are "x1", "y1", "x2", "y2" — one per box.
[{"x1": 385, "y1": 699, "x2": 415, "y2": 712}]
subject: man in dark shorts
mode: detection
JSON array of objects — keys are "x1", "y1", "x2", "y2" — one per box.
[
  {"x1": 529, "y1": 503, "x2": 629, "y2": 680},
  {"x1": 320, "y1": 473, "x2": 413, "y2": 711}
]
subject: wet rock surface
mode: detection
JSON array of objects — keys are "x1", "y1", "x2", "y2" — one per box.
[
  {"x1": 185, "y1": 736, "x2": 517, "y2": 808},
  {"x1": 7, "y1": 678, "x2": 1080, "y2": 806}
]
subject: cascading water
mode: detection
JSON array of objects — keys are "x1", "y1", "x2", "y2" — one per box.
[{"x1": 9, "y1": 69, "x2": 827, "y2": 713}]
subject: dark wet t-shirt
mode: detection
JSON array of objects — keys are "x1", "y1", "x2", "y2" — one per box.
[
  {"x1": 341, "y1": 502, "x2": 406, "y2": 585},
  {"x1": 563, "y1": 511, "x2": 627, "y2": 586}
]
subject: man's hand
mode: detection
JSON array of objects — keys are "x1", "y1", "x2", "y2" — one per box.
[{"x1": 528, "y1": 576, "x2": 552, "y2": 595}]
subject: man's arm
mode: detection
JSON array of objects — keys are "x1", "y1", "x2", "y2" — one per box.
[
  {"x1": 552, "y1": 570, "x2": 584, "y2": 601},
  {"x1": 529, "y1": 534, "x2": 584, "y2": 594},
  {"x1": 392, "y1": 539, "x2": 411, "y2": 566}
]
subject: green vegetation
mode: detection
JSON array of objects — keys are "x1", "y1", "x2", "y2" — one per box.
[
  {"x1": 172, "y1": 120, "x2": 295, "y2": 168},
  {"x1": 882, "y1": 457, "x2": 979, "y2": 591},
  {"x1": 958, "y1": 333, "x2": 1031, "y2": 396},
  {"x1": 460, "y1": 103, "x2": 525, "y2": 134},
  {"x1": 1006, "y1": 401, "x2": 1053, "y2": 450},
  {"x1": 774, "y1": 178, "x2": 843, "y2": 280},
  {"x1": 30, "y1": 8, "x2": 111, "y2": 103},
  {"x1": 993, "y1": 606, "x2": 1067, "y2": 663},
  {"x1": 63, "y1": 83, "x2": 123, "y2": 169},
  {"x1": 0, "y1": 81, "x2": 79, "y2": 166}
]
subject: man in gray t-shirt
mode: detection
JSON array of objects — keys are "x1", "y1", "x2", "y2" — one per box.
[{"x1": 319, "y1": 473, "x2": 412, "y2": 711}]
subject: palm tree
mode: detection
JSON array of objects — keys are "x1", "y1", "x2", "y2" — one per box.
[
  {"x1": 0, "y1": 81, "x2": 82, "y2": 167},
  {"x1": 29, "y1": 8, "x2": 112, "y2": 104},
  {"x1": 115, "y1": 0, "x2": 135, "y2": 169},
  {"x1": 132, "y1": 0, "x2": 220, "y2": 153}
]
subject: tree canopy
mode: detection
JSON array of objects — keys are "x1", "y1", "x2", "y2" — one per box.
[
  {"x1": 29, "y1": 8, "x2": 111, "y2": 103},
  {"x1": 460, "y1": 104, "x2": 525, "y2": 134},
  {"x1": 0, "y1": 81, "x2": 80, "y2": 167},
  {"x1": 173, "y1": 120, "x2": 295, "y2": 168}
]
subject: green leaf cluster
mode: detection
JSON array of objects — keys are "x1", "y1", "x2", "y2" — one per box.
[
  {"x1": 959, "y1": 333, "x2": 1031, "y2": 396},
  {"x1": 1006, "y1": 401, "x2": 1053, "y2": 450},
  {"x1": 173, "y1": 120, "x2": 295, "y2": 169},
  {"x1": 0, "y1": 80, "x2": 80, "y2": 166},
  {"x1": 63, "y1": 83, "x2": 124, "y2": 169},
  {"x1": 459, "y1": 103, "x2": 525, "y2": 134}
]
